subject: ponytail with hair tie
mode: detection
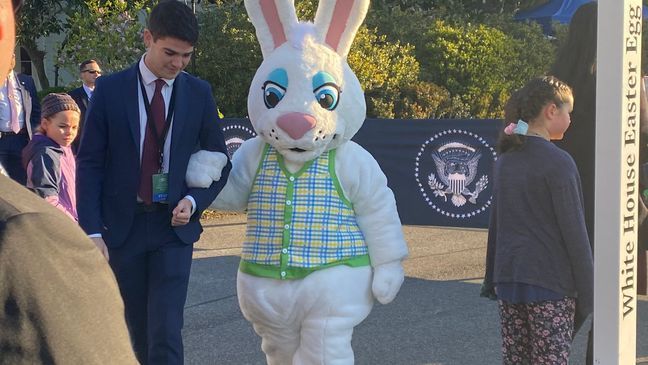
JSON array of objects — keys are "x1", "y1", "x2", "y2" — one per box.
[{"x1": 503, "y1": 120, "x2": 528, "y2": 136}]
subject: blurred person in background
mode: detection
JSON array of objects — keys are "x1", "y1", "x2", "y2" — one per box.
[
  {"x1": 0, "y1": 0, "x2": 138, "y2": 363},
  {"x1": 0, "y1": 52, "x2": 39, "y2": 184},
  {"x1": 68, "y1": 59, "x2": 101, "y2": 154}
]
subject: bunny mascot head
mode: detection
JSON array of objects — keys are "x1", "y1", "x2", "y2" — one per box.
[
  {"x1": 245, "y1": 0, "x2": 367, "y2": 165},
  {"x1": 186, "y1": 0, "x2": 408, "y2": 363}
]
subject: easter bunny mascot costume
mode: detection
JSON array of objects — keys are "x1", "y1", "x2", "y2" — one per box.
[{"x1": 186, "y1": 0, "x2": 408, "y2": 363}]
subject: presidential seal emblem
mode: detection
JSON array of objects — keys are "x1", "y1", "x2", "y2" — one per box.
[
  {"x1": 222, "y1": 122, "x2": 256, "y2": 157},
  {"x1": 415, "y1": 129, "x2": 497, "y2": 219}
]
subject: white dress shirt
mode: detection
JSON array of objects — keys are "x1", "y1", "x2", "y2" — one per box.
[
  {"x1": 83, "y1": 84, "x2": 94, "y2": 100},
  {"x1": 88, "y1": 58, "x2": 196, "y2": 239},
  {"x1": 0, "y1": 72, "x2": 25, "y2": 132},
  {"x1": 137, "y1": 56, "x2": 196, "y2": 213}
]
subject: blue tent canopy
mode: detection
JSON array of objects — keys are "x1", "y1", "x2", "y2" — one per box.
[{"x1": 515, "y1": 0, "x2": 648, "y2": 34}]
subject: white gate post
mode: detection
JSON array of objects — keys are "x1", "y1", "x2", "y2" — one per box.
[{"x1": 594, "y1": 0, "x2": 642, "y2": 363}]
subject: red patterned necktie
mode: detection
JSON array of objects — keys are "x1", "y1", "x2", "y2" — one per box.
[{"x1": 138, "y1": 78, "x2": 166, "y2": 205}]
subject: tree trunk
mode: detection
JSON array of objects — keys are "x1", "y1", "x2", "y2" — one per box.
[{"x1": 21, "y1": 43, "x2": 49, "y2": 90}]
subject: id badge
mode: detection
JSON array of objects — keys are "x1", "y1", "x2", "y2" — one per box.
[{"x1": 152, "y1": 173, "x2": 169, "y2": 203}]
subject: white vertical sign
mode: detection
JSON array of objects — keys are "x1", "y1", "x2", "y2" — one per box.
[{"x1": 594, "y1": 0, "x2": 642, "y2": 363}]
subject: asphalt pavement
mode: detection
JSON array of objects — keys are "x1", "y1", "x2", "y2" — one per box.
[{"x1": 183, "y1": 213, "x2": 648, "y2": 365}]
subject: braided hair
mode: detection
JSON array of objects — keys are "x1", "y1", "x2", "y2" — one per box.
[{"x1": 498, "y1": 76, "x2": 573, "y2": 153}]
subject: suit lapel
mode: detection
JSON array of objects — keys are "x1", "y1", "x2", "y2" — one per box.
[
  {"x1": 81, "y1": 92, "x2": 88, "y2": 110},
  {"x1": 169, "y1": 73, "x2": 188, "y2": 159},
  {"x1": 168, "y1": 73, "x2": 194, "y2": 201},
  {"x1": 124, "y1": 65, "x2": 140, "y2": 148},
  {"x1": 17, "y1": 78, "x2": 32, "y2": 137}
]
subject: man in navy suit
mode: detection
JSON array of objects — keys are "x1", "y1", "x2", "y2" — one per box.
[
  {"x1": 68, "y1": 59, "x2": 101, "y2": 154},
  {"x1": 76, "y1": 2, "x2": 231, "y2": 364},
  {"x1": 0, "y1": 52, "x2": 40, "y2": 184}
]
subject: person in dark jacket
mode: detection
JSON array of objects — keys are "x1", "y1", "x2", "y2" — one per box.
[
  {"x1": 67, "y1": 59, "x2": 101, "y2": 154},
  {"x1": 0, "y1": 1, "x2": 138, "y2": 363},
  {"x1": 0, "y1": 52, "x2": 40, "y2": 184},
  {"x1": 23, "y1": 93, "x2": 80, "y2": 220},
  {"x1": 482, "y1": 76, "x2": 593, "y2": 365},
  {"x1": 76, "y1": 2, "x2": 231, "y2": 363}
]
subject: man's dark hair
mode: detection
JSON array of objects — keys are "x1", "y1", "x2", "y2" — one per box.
[
  {"x1": 147, "y1": 1, "x2": 199, "y2": 45},
  {"x1": 79, "y1": 59, "x2": 98, "y2": 72}
]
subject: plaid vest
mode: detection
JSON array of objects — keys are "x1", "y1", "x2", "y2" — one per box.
[{"x1": 240, "y1": 144, "x2": 369, "y2": 280}]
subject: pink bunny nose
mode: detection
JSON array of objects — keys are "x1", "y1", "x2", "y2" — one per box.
[{"x1": 277, "y1": 113, "x2": 317, "y2": 140}]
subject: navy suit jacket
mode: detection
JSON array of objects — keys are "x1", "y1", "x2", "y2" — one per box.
[
  {"x1": 76, "y1": 64, "x2": 231, "y2": 247},
  {"x1": 16, "y1": 73, "x2": 40, "y2": 137},
  {"x1": 68, "y1": 86, "x2": 88, "y2": 152},
  {"x1": 68, "y1": 86, "x2": 88, "y2": 119}
]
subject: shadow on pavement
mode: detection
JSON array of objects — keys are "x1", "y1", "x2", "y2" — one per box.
[{"x1": 182, "y1": 256, "x2": 606, "y2": 365}]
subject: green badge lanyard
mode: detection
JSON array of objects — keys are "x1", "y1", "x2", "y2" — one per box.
[{"x1": 137, "y1": 68, "x2": 178, "y2": 173}]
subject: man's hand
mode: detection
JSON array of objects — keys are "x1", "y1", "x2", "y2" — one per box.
[
  {"x1": 91, "y1": 237, "x2": 110, "y2": 261},
  {"x1": 172, "y1": 198, "x2": 193, "y2": 226}
]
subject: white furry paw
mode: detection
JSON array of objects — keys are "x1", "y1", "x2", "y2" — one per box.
[
  {"x1": 186, "y1": 150, "x2": 228, "y2": 188},
  {"x1": 372, "y1": 260, "x2": 405, "y2": 304}
]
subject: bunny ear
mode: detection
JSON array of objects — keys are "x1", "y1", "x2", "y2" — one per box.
[
  {"x1": 245, "y1": 0, "x2": 299, "y2": 58},
  {"x1": 313, "y1": 0, "x2": 369, "y2": 59}
]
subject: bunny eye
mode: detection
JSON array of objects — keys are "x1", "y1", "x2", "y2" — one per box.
[
  {"x1": 314, "y1": 84, "x2": 340, "y2": 111},
  {"x1": 263, "y1": 81, "x2": 286, "y2": 109}
]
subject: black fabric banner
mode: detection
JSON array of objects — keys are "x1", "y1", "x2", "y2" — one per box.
[
  {"x1": 220, "y1": 118, "x2": 257, "y2": 157},
  {"x1": 220, "y1": 118, "x2": 501, "y2": 229}
]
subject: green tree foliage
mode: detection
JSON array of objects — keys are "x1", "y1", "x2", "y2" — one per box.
[
  {"x1": 483, "y1": 14, "x2": 557, "y2": 91},
  {"x1": 421, "y1": 21, "x2": 515, "y2": 118},
  {"x1": 195, "y1": 1, "x2": 260, "y2": 117},
  {"x1": 365, "y1": 5, "x2": 433, "y2": 62},
  {"x1": 58, "y1": 0, "x2": 146, "y2": 80},
  {"x1": 38, "y1": 0, "x2": 648, "y2": 120},
  {"x1": 197, "y1": 0, "x2": 433, "y2": 119},
  {"x1": 367, "y1": 5, "x2": 555, "y2": 119},
  {"x1": 371, "y1": 0, "x2": 550, "y2": 16},
  {"x1": 348, "y1": 27, "x2": 421, "y2": 118},
  {"x1": 394, "y1": 81, "x2": 466, "y2": 119},
  {"x1": 294, "y1": 0, "x2": 434, "y2": 118},
  {"x1": 17, "y1": 0, "x2": 83, "y2": 89}
]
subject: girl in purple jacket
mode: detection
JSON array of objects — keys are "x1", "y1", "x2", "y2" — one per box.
[{"x1": 23, "y1": 93, "x2": 80, "y2": 220}]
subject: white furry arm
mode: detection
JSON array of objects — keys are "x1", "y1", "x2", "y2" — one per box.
[
  {"x1": 210, "y1": 137, "x2": 265, "y2": 211},
  {"x1": 336, "y1": 142, "x2": 409, "y2": 266},
  {"x1": 186, "y1": 151, "x2": 229, "y2": 188}
]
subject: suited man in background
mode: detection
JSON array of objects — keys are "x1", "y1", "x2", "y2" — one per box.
[
  {"x1": 76, "y1": 2, "x2": 231, "y2": 364},
  {"x1": 0, "y1": 52, "x2": 39, "y2": 184},
  {"x1": 0, "y1": 0, "x2": 139, "y2": 363},
  {"x1": 68, "y1": 59, "x2": 101, "y2": 154}
]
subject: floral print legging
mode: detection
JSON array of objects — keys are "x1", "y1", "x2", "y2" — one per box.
[{"x1": 498, "y1": 297, "x2": 575, "y2": 365}]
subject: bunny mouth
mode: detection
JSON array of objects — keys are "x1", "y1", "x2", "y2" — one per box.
[{"x1": 290, "y1": 147, "x2": 307, "y2": 152}]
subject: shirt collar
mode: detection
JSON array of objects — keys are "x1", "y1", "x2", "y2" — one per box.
[
  {"x1": 82, "y1": 84, "x2": 94, "y2": 97},
  {"x1": 7, "y1": 71, "x2": 17, "y2": 86},
  {"x1": 138, "y1": 54, "x2": 175, "y2": 88}
]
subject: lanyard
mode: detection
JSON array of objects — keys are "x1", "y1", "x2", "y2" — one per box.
[{"x1": 137, "y1": 68, "x2": 177, "y2": 171}]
